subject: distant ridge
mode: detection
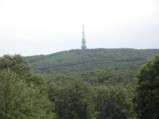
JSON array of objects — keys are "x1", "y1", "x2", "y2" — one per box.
[{"x1": 26, "y1": 48, "x2": 159, "y2": 74}]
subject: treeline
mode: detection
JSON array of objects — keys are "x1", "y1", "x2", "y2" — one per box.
[
  {"x1": 0, "y1": 54, "x2": 159, "y2": 119},
  {"x1": 48, "y1": 78, "x2": 135, "y2": 119},
  {"x1": 45, "y1": 66, "x2": 138, "y2": 86},
  {"x1": 45, "y1": 66, "x2": 137, "y2": 119},
  {"x1": 27, "y1": 49, "x2": 159, "y2": 74}
]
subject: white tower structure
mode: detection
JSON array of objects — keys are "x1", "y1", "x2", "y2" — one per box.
[{"x1": 81, "y1": 24, "x2": 87, "y2": 49}]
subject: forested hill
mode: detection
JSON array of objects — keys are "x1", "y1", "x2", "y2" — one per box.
[{"x1": 26, "y1": 48, "x2": 159, "y2": 74}]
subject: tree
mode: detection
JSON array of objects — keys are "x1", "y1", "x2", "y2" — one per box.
[
  {"x1": 67, "y1": 79, "x2": 96, "y2": 119},
  {"x1": 0, "y1": 69, "x2": 52, "y2": 119},
  {"x1": 95, "y1": 86, "x2": 133, "y2": 119},
  {"x1": 135, "y1": 55, "x2": 159, "y2": 119},
  {"x1": 0, "y1": 55, "x2": 31, "y2": 76},
  {"x1": 0, "y1": 55, "x2": 53, "y2": 119},
  {"x1": 48, "y1": 78, "x2": 96, "y2": 119}
]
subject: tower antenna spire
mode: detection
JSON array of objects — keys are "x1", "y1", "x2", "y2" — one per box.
[{"x1": 81, "y1": 24, "x2": 87, "y2": 49}]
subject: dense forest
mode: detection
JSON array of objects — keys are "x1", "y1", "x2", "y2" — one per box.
[
  {"x1": 0, "y1": 48, "x2": 159, "y2": 119},
  {"x1": 27, "y1": 49, "x2": 159, "y2": 74}
]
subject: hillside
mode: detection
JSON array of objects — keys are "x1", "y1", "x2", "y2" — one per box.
[{"x1": 26, "y1": 48, "x2": 159, "y2": 74}]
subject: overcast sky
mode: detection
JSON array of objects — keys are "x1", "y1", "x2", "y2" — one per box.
[{"x1": 0, "y1": 0, "x2": 159, "y2": 56}]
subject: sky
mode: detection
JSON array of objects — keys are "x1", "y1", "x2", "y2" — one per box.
[{"x1": 0, "y1": 0, "x2": 159, "y2": 56}]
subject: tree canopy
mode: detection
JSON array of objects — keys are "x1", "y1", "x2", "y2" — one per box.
[
  {"x1": 135, "y1": 55, "x2": 159, "y2": 119},
  {"x1": 0, "y1": 55, "x2": 53, "y2": 119},
  {"x1": 1, "y1": 52, "x2": 159, "y2": 119},
  {"x1": 27, "y1": 49, "x2": 159, "y2": 74}
]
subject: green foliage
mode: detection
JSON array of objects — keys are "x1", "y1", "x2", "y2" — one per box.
[
  {"x1": 1, "y1": 51, "x2": 159, "y2": 119},
  {"x1": 0, "y1": 55, "x2": 31, "y2": 76},
  {"x1": 0, "y1": 55, "x2": 53, "y2": 119},
  {"x1": 45, "y1": 66, "x2": 138, "y2": 88},
  {"x1": 135, "y1": 55, "x2": 159, "y2": 119},
  {"x1": 44, "y1": 55, "x2": 141, "y2": 119},
  {"x1": 95, "y1": 86, "x2": 134, "y2": 119},
  {"x1": 48, "y1": 78, "x2": 96, "y2": 119},
  {"x1": 26, "y1": 49, "x2": 159, "y2": 74},
  {"x1": 0, "y1": 69, "x2": 52, "y2": 119},
  {"x1": 48, "y1": 76, "x2": 136, "y2": 119},
  {"x1": 81, "y1": 66, "x2": 137, "y2": 87}
]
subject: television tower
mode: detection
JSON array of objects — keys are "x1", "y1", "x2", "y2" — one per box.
[{"x1": 81, "y1": 24, "x2": 87, "y2": 49}]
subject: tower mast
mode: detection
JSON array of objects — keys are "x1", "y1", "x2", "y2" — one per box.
[{"x1": 81, "y1": 24, "x2": 87, "y2": 49}]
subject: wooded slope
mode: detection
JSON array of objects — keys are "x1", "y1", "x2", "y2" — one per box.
[{"x1": 26, "y1": 48, "x2": 159, "y2": 73}]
